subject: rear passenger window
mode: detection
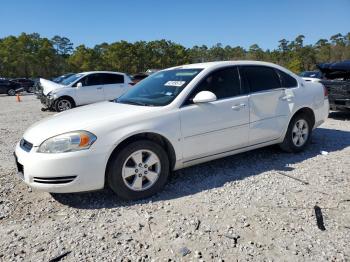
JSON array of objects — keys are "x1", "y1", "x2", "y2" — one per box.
[
  {"x1": 243, "y1": 66, "x2": 281, "y2": 92},
  {"x1": 276, "y1": 69, "x2": 298, "y2": 88},
  {"x1": 188, "y1": 67, "x2": 241, "y2": 102},
  {"x1": 100, "y1": 74, "x2": 124, "y2": 84}
]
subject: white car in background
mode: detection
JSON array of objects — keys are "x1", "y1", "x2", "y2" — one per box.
[
  {"x1": 15, "y1": 61, "x2": 329, "y2": 200},
  {"x1": 299, "y1": 70, "x2": 322, "y2": 83},
  {"x1": 39, "y1": 71, "x2": 133, "y2": 112}
]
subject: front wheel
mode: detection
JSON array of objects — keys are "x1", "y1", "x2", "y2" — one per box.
[
  {"x1": 279, "y1": 113, "x2": 312, "y2": 153},
  {"x1": 107, "y1": 140, "x2": 170, "y2": 200},
  {"x1": 54, "y1": 97, "x2": 74, "y2": 112}
]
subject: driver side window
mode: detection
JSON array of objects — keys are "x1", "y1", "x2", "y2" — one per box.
[
  {"x1": 185, "y1": 66, "x2": 241, "y2": 105},
  {"x1": 75, "y1": 74, "x2": 101, "y2": 87}
]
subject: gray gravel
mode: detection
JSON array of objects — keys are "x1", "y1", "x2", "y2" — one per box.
[{"x1": 0, "y1": 94, "x2": 349, "y2": 261}]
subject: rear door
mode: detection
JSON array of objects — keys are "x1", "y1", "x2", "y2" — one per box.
[
  {"x1": 74, "y1": 73, "x2": 104, "y2": 105},
  {"x1": 100, "y1": 73, "x2": 126, "y2": 100},
  {"x1": 240, "y1": 66, "x2": 294, "y2": 145},
  {"x1": 180, "y1": 66, "x2": 250, "y2": 160}
]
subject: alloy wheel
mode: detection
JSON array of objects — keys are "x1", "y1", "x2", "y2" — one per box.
[
  {"x1": 292, "y1": 119, "x2": 309, "y2": 147},
  {"x1": 122, "y1": 149, "x2": 161, "y2": 191},
  {"x1": 57, "y1": 99, "x2": 72, "y2": 111},
  {"x1": 8, "y1": 89, "x2": 15, "y2": 96}
]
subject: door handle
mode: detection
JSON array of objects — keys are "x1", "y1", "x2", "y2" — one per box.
[
  {"x1": 280, "y1": 95, "x2": 293, "y2": 101},
  {"x1": 232, "y1": 103, "x2": 246, "y2": 111},
  {"x1": 97, "y1": 87, "x2": 103, "y2": 90}
]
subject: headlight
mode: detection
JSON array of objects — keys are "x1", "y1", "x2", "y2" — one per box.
[{"x1": 37, "y1": 131, "x2": 97, "y2": 153}]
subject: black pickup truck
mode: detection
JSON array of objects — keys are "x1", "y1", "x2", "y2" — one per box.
[{"x1": 318, "y1": 61, "x2": 350, "y2": 112}]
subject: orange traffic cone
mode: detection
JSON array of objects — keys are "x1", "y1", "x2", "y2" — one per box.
[{"x1": 16, "y1": 93, "x2": 21, "y2": 102}]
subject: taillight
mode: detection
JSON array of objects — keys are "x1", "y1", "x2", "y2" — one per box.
[{"x1": 323, "y1": 85, "x2": 328, "y2": 98}]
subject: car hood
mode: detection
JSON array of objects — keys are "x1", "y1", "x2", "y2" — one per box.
[
  {"x1": 40, "y1": 78, "x2": 65, "y2": 95},
  {"x1": 23, "y1": 102, "x2": 162, "y2": 146}
]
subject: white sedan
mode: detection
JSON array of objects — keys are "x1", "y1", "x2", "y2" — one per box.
[
  {"x1": 15, "y1": 61, "x2": 329, "y2": 200},
  {"x1": 39, "y1": 71, "x2": 133, "y2": 112}
]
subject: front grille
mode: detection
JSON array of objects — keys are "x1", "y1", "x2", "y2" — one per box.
[
  {"x1": 20, "y1": 139, "x2": 33, "y2": 152},
  {"x1": 33, "y1": 176, "x2": 77, "y2": 184},
  {"x1": 335, "y1": 100, "x2": 346, "y2": 105}
]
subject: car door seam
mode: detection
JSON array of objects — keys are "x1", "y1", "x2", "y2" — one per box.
[
  {"x1": 250, "y1": 115, "x2": 287, "y2": 124},
  {"x1": 183, "y1": 122, "x2": 249, "y2": 139},
  {"x1": 183, "y1": 138, "x2": 280, "y2": 163}
]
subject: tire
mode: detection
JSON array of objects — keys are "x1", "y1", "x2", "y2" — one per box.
[
  {"x1": 279, "y1": 113, "x2": 312, "y2": 153},
  {"x1": 27, "y1": 86, "x2": 34, "y2": 93},
  {"x1": 54, "y1": 97, "x2": 74, "y2": 112},
  {"x1": 107, "y1": 140, "x2": 170, "y2": 200},
  {"x1": 7, "y1": 89, "x2": 16, "y2": 96}
]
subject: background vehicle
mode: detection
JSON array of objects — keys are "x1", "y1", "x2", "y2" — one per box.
[
  {"x1": 15, "y1": 61, "x2": 329, "y2": 200},
  {"x1": 39, "y1": 71, "x2": 133, "y2": 112},
  {"x1": 318, "y1": 61, "x2": 350, "y2": 112},
  {"x1": 0, "y1": 79, "x2": 22, "y2": 96},
  {"x1": 51, "y1": 73, "x2": 75, "y2": 83},
  {"x1": 11, "y1": 78, "x2": 35, "y2": 93},
  {"x1": 145, "y1": 69, "x2": 160, "y2": 75},
  {"x1": 299, "y1": 70, "x2": 322, "y2": 82},
  {"x1": 130, "y1": 73, "x2": 149, "y2": 85}
]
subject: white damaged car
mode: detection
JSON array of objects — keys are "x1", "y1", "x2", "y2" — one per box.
[
  {"x1": 15, "y1": 61, "x2": 329, "y2": 200},
  {"x1": 38, "y1": 71, "x2": 133, "y2": 112}
]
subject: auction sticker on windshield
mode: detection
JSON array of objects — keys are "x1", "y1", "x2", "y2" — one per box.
[{"x1": 164, "y1": 81, "x2": 186, "y2": 87}]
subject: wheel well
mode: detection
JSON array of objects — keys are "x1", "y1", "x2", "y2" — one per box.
[
  {"x1": 106, "y1": 132, "x2": 177, "y2": 177},
  {"x1": 56, "y1": 96, "x2": 76, "y2": 107},
  {"x1": 292, "y1": 107, "x2": 315, "y2": 128}
]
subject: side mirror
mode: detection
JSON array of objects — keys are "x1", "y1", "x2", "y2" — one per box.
[
  {"x1": 76, "y1": 82, "x2": 82, "y2": 88},
  {"x1": 193, "y1": 91, "x2": 217, "y2": 103}
]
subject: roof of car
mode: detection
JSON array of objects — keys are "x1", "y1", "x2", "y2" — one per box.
[
  {"x1": 168, "y1": 60, "x2": 286, "y2": 70},
  {"x1": 79, "y1": 71, "x2": 126, "y2": 75}
]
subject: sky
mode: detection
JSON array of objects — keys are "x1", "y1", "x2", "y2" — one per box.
[{"x1": 1, "y1": 0, "x2": 349, "y2": 50}]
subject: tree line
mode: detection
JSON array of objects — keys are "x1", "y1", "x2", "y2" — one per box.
[{"x1": 0, "y1": 32, "x2": 349, "y2": 78}]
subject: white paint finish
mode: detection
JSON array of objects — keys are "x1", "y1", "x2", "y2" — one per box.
[
  {"x1": 249, "y1": 88, "x2": 293, "y2": 144},
  {"x1": 102, "y1": 83, "x2": 128, "y2": 101},
  {"x1": 74, "y1": 84, "x2": 105, "y2": 105},
  {"x1": 192, "y1": 91, "x2": 217, "y2": 103},
  {"x1": 40, "y1": 78, "x2": 65, "y2": 95},
  {"x1": 16, "y1": 61, "x2": 329, "y2": 193},
  {"x1": 302, "y1": 77, "x2": 321, "y2": 83},
  {"x1": 180, "y1": 96, "x2": 249, "y2": 160}
]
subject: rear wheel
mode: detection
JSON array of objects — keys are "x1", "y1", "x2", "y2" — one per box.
[
  {"x1": 54, "y1": 97, "x2": 74, "y2": 112},
  {"x1": 27, "y1": 86, "x2": 35, "y2": 93},
  {"x1": 107, "y1": 140, "x2": 170, "y2": 200},
  {"x1": 279, "y1": 113, "x2": 312, "y2": 153},
  {"x1": 7, "y1": 89, "x2": 16, "y2": 96}
]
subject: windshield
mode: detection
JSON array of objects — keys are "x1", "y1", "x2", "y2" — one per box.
[
  {"x1": 299, "y1": 71, "x2": 321, "y2": 78},
  {"x1": 116, "y1": 68, "x2": 202, "y2": 106},
  {"x1": 60, "y1": 73, "x2": 84, "y2": 86},
  {"x1": 53, "y1": 73, "x2": 74, "y2": 83}
]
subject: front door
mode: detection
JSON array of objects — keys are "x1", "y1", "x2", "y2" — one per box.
[
  {"x1": 180, "y1": 66, "x2": 250, "y2": 161},
  {"x1": 74, "y1": 73, "x2": 105, "y2": 105}
]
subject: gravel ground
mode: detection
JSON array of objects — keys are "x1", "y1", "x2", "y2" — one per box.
[{"x1": 0, "y1": 94, "x2": 349, "y2": 261}]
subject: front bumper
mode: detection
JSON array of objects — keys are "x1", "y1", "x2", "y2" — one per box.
[
  {"x1": 329, "y1": 98, "x2": 350, "y2": 111},
  {"x1": 14, "y1": 141, "x2": 108, "y2": 193},
  {"x1": 40, "y1": 95, "x2": 55, "y2": 109}
]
